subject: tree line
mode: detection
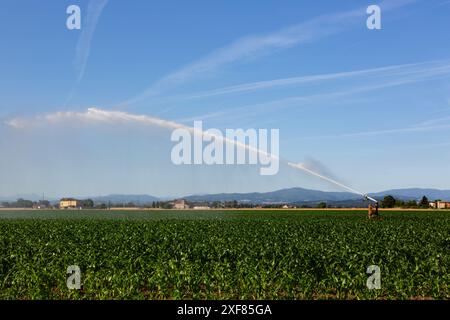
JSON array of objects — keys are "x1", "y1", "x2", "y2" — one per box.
[
  {"x1": 1, "y1": 196, "x2": 435, "y2": 209},
  {"x1": 1, "y1": 199, "x2": 95, "y2": 209},
  {"x1": 380, "y1": 195, "x2": 430, "y2": 208}
]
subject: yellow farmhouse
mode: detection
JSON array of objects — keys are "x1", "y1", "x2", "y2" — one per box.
[{"x1": 59, "y1": 198, "x2": 80, "y2": 209}]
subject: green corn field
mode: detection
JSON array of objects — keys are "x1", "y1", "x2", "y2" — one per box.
[{"x1": 0, "y1": 210, "x2": 448, "y2": 299}]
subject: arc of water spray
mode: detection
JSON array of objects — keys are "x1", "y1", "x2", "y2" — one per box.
[
  {"x1": 287, "y1": 162, "x2": 365, "y2": 195},
  {"x1": 121, "y1": 108, "x2": 376, "y2": 201},
  {"x1": 287, "y1": 162, "x2": 378, "y2": 203},
  {"x1": 7, "y1": 107, "x2": 377, "y2": 202},
  {"x1": 194, "y1": 125, "x2": 374, "y2": 201}
]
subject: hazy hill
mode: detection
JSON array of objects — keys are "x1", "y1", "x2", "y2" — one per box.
[
  {"x1": 2, "y1": 188, "x2": 449, "y2": 206},
  {"x1": 184, "y1": 187, "x2": 361, "y2": 204},
  {"x1": 91, "y1": 194, "x2": 159, "y2": 205},
  {"x1": 184, "y1": 187, "x2": 450, "y2": 204},
  {"x1": 372, "y1": 188, "x2": 450, "y2": 201}
]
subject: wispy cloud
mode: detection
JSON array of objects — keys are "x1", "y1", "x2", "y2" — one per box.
[
  {"x1": 292, "y1": 120, "x2": 450, "y2": 141},
  {"x1": 418, "y1": 116, "x2": 450, "y2": 127},
  {"x1": 184, "y1": 60, "x2": 450, "y2": 124},
  {"x1": 186, "y1": 60, "x2": 450, "y2": 100},
  {"x1": 74, "y1": 0, "x2": 108, "y2": 83},
  {"x1": 119, "y1": 0, "x2": 418, "y2": 107},
  {"x1": 65, "y1": 0, "x2": 108, "y2": 105},
  {"x1": 362, "y1": 141, "x2": 450, "y2": 154},
  {"x1": 323, "y1": 124, "x2": 450, "y2": 139}
]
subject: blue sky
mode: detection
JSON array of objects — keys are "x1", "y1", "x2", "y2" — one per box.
[{"x1": 0, "y1": 0, "x2": 449, "y2": 198}]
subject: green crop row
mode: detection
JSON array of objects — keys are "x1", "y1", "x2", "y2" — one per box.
[{"x1": 0, "y1": 210, "x2": 448, "y2": 299}]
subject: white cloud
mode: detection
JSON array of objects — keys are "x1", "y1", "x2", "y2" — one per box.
[
  {"x1": 294, "y1": 123, "x2": 450, "y2": 141},
  {"x1": 184, "y1": 60, "x2": 450, "y2": 123},
  {"x1": 119, "y1": 0, "x2": 418, "y2": 106},
  {"x1": 74, "y1": 0, "x2": 108, "y2": 83},
  {"x1": 419, "y1": 116, "x2": 450, "y2": 127},
  {"x1": 65, "y1": 0, "x2": 108, "y2": 106},
  {"x1": 186, "y1": 60, "x2": 450, "y2": 100}
]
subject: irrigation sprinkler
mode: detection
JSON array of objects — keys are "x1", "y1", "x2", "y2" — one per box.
[
  {"x1": 364, "y1": 194, "x2": 378, "y2": 204},
  {"x1": 288, "y1": 162, "x2": 380, "y2": 219},
  {"x1": 364, "y1": 194, "x2": 379, "y2": 219}
]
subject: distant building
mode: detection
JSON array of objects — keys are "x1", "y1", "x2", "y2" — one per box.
[
  {"x1": 429, "y1": 200, "x2": 450, "y2": 209},
  {"x1": 60, "y1": 198, "x2": 80, "y2": 209},
  {"x1": 193, "y1": 206, "x2": 210, "y2": 210},
  {"x1": 173, "y1": 199, "x2": 188, "y2": 209},
  {"x1": 33, "y1": 203, "x2": 48, "y2": 209}
]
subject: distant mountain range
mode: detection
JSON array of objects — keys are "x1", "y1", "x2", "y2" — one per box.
[
  {"x1": 184, "y1": 188, "x2": 361, "y2": 203},
  {"x1": 90, "y1": 194, "x2": 159, "y2": 204},
  {"x1": 0, "y1": 194, "x2": 50, "y2": 202},
  {"x1": 184, "y1": 187, "x2": 450, "y2": 204},
  {"x1": 371, "y1": 188, "x2": 450, "y2": 201},
  {"x1": 1, "y1": 188, "x2": 449, "y2": 205}
]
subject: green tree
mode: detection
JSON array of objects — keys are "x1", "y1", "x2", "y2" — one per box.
[
  {"x1": 419, "y1": 196, "x2": 429, "y2": 208},
  {"x1": 212, "y1": 201, "x2": 222, "y2": 208},
  {"x1": 405, "y1": 200, "x2": 418, "y2": 208},
  {"x1": 317, "y1": 202, "x2": 327, "y2": 209},
  {"x1": 161, "y1": 202, "x2": 173, "y2": 209},
  {"x1": 381, "y1": 195, "x2": 396, "y2": 208},
  {"x1": 16, "y1": 198, "x2": 33, "y2": 208},
  {"x1": 82, "y1": 199, "x2": 94, "y2": 208},
  {"x1": 395, "y1": 199, "x2": 405, "y2": 207}
]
